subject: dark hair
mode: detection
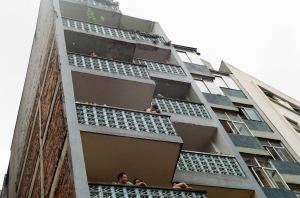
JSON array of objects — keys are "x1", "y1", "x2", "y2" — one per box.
[
  {"x1": 151, "y1": 103, "x2": 158, "y2": 109},
  {"x1": 117, "y1": 172, "x2": 126, "y2": 181},
  {"x1": 133, "y1": 178, "x2": 142, "y2": 184}
]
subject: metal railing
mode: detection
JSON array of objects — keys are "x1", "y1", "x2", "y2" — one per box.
[
  {"x1": 177, "y1": 151, "x2": 245, "y2": 177},
  {"x1": 153, "y1": 98, "x2": 210, "y2": 118},
  {"x1": 62, "y1": 18, "x2": 166, "y2": 44},
  {"x1": 89, "y1": 184, "x2": 206, "y2": 198},
  {"x1": 68, "y1": 53, "x2": 150, "y2": 79},
  {"x1": 76, "y1": 103, "x2": 177, "y2": 136},
  {"x1": 133, "y1": 58, "x2": 186, "y2": 76}
]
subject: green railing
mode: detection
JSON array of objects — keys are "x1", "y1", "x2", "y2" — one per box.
[
  {"x1": 153, "y1": 98, "x2": 210, "y2": 118},
  {"x1": 177, "y1": 151, "x2": 245, "y2": 177},
  {"x1": 68, "y1": 53, "x2": 150, "y2": 79},
  {"x1": 76, "y1": 103, "x2": 176, "y2": 136},
  {"x1": 89, "y1": 184, "x2": 206, "y2": 198},
  {"x1": 62, "y1": 18, "x2": 166, "y2": 44},
  {"x1": 133, "y1": 58, "x2": 186, "y2": 76}
]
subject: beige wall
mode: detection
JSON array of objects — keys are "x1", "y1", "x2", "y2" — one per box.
[{"x1": 220, "y1": 62, "x2": 300, "y2": 162}]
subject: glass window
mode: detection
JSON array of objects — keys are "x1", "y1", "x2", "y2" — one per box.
[
  {"x1": 186, "y1": 52, "x2": 204, "y2": 65},
  {"x1": 259, "y1": 139, "x2": 295, "y2": 162},
  {"x1": 215, "y1": 76, "x2": 228, "y2": 88},
  {"x1": 233, "y1": 122, "x2": 252, "y2": 136},
  {"x1": 242, "y1": 108, "x2": 262, "y2": 121},
  {"x1": 205, "y1": 81, "x2": 224, "y2": 95},
  {"x1": 222, "y1": 75, "x2": 240, "y2": 90},
  {"x1": 177, "y1": 51, "x2": 191, "y2": 62},
  {"x1": 286, "y1": 118, "x2": 300, "y2": 132},
  {"x1": 195, "y1": 80, "x2": 209, "y2": 93},
  {"x1": 242, "y1": 154, "x2": 289, "y2": 189}
]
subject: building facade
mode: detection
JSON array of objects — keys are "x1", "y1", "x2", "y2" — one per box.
[{"x1": 1, "y1": 0, "x2": 299, "y2": 197}]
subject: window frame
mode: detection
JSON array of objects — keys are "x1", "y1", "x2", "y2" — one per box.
[
  {"x1": 195, "y1": 79, "x2": 225, "y2": 96},
  {"x1": 215, "y1": 110, "x2": 253, "y2": 136},
  {"x1": 259, "y1": 139, "x2": 296, "y2": 163},
  {"x1": 240, "y1": 107, "x2": 262, "y2": 121},
  {"x1": 242, "y1": 155, "x2": 290, "y2": 189}
]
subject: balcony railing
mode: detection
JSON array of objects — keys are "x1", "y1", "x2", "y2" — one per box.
[
  {"x1": 76, "y1": 103, "x2": 177, "y2": 136},
  {"x1": 177, "y1": 151, "x2": 245, "y2": 177},
  {"x1": 68, "y1": 53, "x2": 150, "y2": 79},
  {"x1": 62, "y1": 18, "x2": 166, "y2": 44},
  {"x1": 133, "y1": 58, "x2": 186, "y2": 76},
  {"x1": 153, "y1": 98, "x2": 210, "y2": 118},
  {"x1": 69, "y1": 0, "x2": 120, "y2": 11},
  {"x1": 89, "y1": 184, "x2": 206, "y2": 198}
]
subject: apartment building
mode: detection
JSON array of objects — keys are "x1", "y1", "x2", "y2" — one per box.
[{"x1": 1, "y1": 0, "x2": 299, "y2": 197}]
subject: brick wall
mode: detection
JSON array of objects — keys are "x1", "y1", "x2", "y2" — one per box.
[{"x1": 54, "y1": 153, "x2": 74, "y2": 198}]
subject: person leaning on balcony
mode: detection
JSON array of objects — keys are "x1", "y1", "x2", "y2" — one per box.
[
  {"x1": 133, "y1": 178, "x2": 148, "y2": 187},
  {"x1": 145, "y1": 103, "x2": 161, "y2": 114},
  {"x1": 172, "y1": 182, "x2": 192, "y2": 190},
  {"x1": 88, "y1": 50, "x2": 98, "y2": 57},
  {"x1": 114, "y1": 172, "x2": 133, "y2": 186}
]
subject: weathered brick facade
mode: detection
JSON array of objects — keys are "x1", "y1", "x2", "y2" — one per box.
[
  {"x1": 17, "y1": 111, "x2": 40, "y2": 198},
  {"x1": 54, "y1": 154, "x2": 74, "y2": 198},
  {"x1": 16, "y1": 39, "x2": 75, "y2": 197},
  {"x1": 43, "y1": 86, "x2": 68, "y2": 197},
  {"x1": 41, "y1": 45, "x2": 59, "y2": 136},
  {"x1": 31, "y1": 166, "x2": 41, "y2": 198}
]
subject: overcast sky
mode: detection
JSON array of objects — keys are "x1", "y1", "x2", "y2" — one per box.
[{"x1": 1, "y1": 0, "x2": 300, "y2": 185}]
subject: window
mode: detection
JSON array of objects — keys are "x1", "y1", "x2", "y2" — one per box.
[
  {"x1": 176, "y1": 51, "x2": 204, "y2": 65},
  {"x1": 240, "y1": 107, "x2": 262, "y2": 121},
  {"x1": 195, "y1": 79, "x2": 224, "y2": 95},
  {"x1": 177, "y1": 51, "x2": 191, "y2": 62},
  {"x1": 259, "y1": 139, "x2": 295, "y2": 162},
  {"x1": 288, "y1": 184, "x2": 300, "y2": 198},
  {"x1": 214, "y1": 75, "x2": 240, "y2": 90},
  {"x1": 215, "y1": 110, "x2": 252, "y2": 136},
  {"x1": 242, "y1": 154, "x2": 289, "y2": 189},
  {"x1": 286, "y1": 117, "x2": 300, "y2": 133}
]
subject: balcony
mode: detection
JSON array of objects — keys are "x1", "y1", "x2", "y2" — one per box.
[
  {"x1": 68, "y1": 53, "x2": 149, "y2": 79},
  {"x1": 133, "y1": 58, "x2": 187, "y2": 77},
  {"x1": 62, "y1": 18, "x2": 166, "y2": 45},
  {"x1": 76, "y1": 103, "x2": 183, "y2": 186},
  {"x1": 64, "y1": 0, "x2": 120, "y2": 12},
  {"x1": 174, "y1": 151, "x2": 255, "y2": 198},
  {"x1": 70, "y1": 53, "x2": 155, "y2": 110},
  {"x1": 76, "y1": 103, "x2": 176, "y2": 136},
  {"x1": 153, "y1": 97, "x2": 209, "y2": 118},
  {"x1": 151, "y1": 97, "x2": 216, "y2": 153},
  {"x1": 89, "y1": 184, "x2": 206, "y2": 198},
  {"x1": 177, "y1": 151, "x2": 245, "y2": 177}
]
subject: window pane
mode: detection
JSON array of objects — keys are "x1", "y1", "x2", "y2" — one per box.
[
  {"x1": 215, "y1": 76, "x2": 228, "y2": 88},
  {"x1": 222, "y1": 76, "x2": 240, "y2": 90},
  {"x1": 228, "y1": 122, "x2": 240, "y2": 134},
  {"x1": 233, "y1": 122, "x2": 252, "y2": 136},
  {"x1": 220, "y1": 120, "x2": 234, "y2": 133},
  {"x1": 251, "y1": 167, "x2": 274, "y2": 188},
  {"x1": 177, "y1": 51, "x2": 191, "y2": 62},
  {"x1": 205, "y1": 81, "x2": 224, "y2": 95},
  {"x1": 214, "y1": 110, "x2": 228, "y2": 120},
  {"x1": 265, "y1": 169, "x2": 287, "y2": 189},
  {"x1": 275, "y1": 148, "x2": 295, "y2": 162},
  {"x1": 266, "y1": 147, "x2": 281, "y2": 160},
  {"x1": 227, "y1": 112, "x2": 242, "y2": 122},
  {"x1": 245, "y1": 108, "x2": 262, "y2": 121},
  {"x1": 187, "y1": 52, "x2": 204, "y2": 65},
  {"x1": 195, "y1": 80, "x2": 209, "y2": 93}
]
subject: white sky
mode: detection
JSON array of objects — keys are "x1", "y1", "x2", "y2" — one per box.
[{"x1": 1, "y1": 0, "x2": 300, "y2": 186}]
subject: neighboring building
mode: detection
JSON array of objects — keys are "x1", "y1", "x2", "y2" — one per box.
[
  {"x1": 1, "y1": 0, "x2": 298, "y2": 198},
  {"x1": 218, "y1": 62, "x2": 300, "y2": 197}
]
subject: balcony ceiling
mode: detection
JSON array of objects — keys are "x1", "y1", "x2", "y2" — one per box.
[{"x1": 81, "y1": 131, "x2": 182, "y2": 187}]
